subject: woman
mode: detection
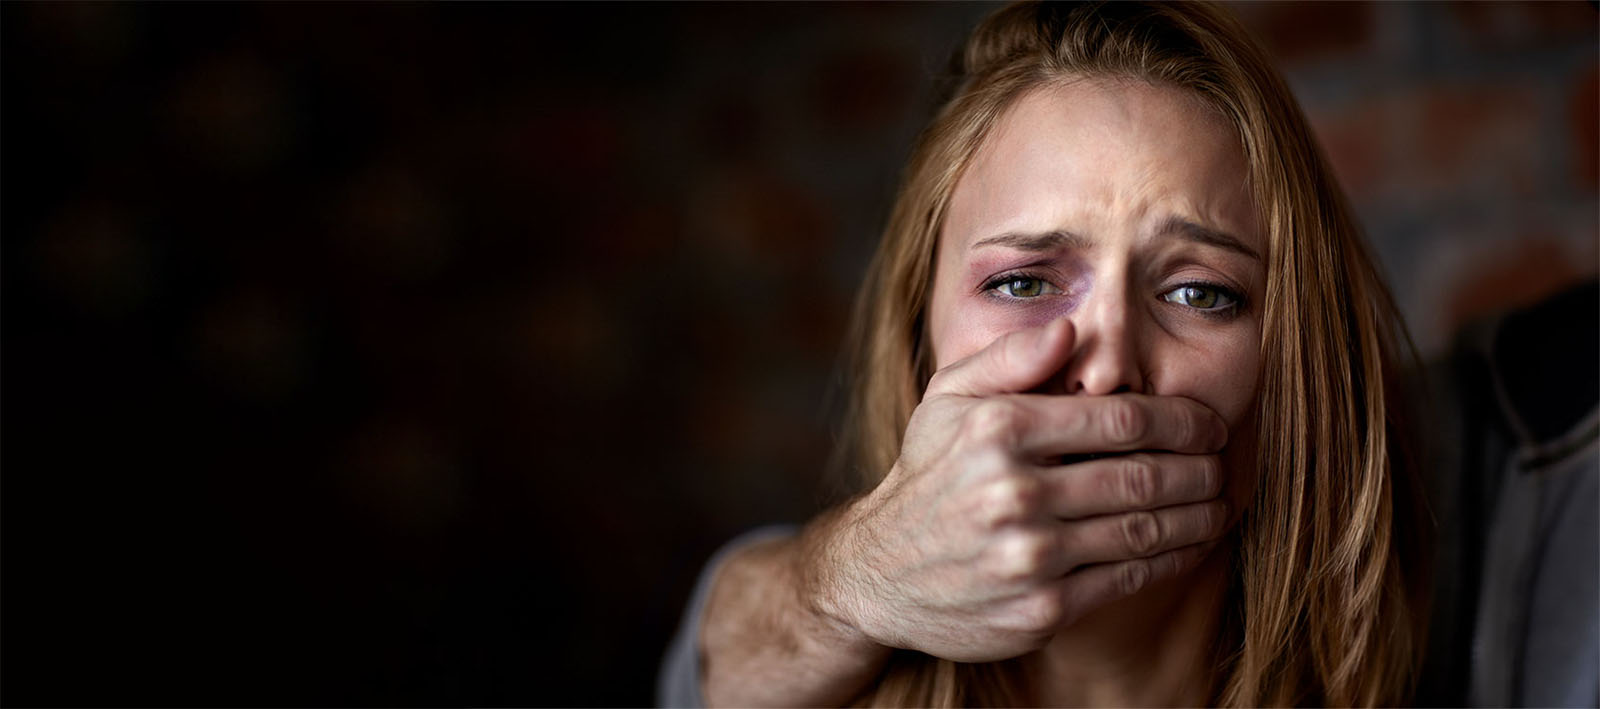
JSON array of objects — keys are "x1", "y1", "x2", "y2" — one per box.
[{"x1": 663, "y1": 2, "x2": 1428, "y2": 705}]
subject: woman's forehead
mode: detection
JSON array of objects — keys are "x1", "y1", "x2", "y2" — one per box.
[{"x1": 945, "y1": 78, "x2": 1261, "y2": 256}]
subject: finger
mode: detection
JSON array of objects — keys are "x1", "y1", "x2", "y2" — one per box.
[
  {"x1": 1052, "y1": 541, "x2": 1218, "y2": 627},
  {"x1": 1054, "y1": 499, "x2": 1229, "y2": 570},
  {"x1": 1005, "y1": 393, "x2": 1227, "y2": 456},
  {"x1": 1037, "y1": 453, "x2": 1223, "y2": 519},
  {"x1": 924, "y1": 318, "x2": 1074, "y2": 399}
]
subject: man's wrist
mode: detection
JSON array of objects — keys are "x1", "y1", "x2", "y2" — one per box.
[{"x1": 793, "y1": 502, "x2": 889, "y2": 659}]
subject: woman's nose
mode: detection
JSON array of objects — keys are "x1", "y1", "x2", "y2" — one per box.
[{"x1": 1063, "y1": 284, "x2": 1145, "y2": 395}]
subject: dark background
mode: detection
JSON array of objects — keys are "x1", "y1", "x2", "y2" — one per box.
[{"x1": 3, "y1": 2, "x2": 1594, "y2": 706}]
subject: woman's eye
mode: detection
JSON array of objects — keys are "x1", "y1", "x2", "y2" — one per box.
[
  {"x1": 1002, "y1": 277, "x2": 1045, "y2": 298},
  {"x1": 985, "y1": 276, "x2": 1062, "y2": 297},
  {"x1": 989, "y1": 276, "x2": 1059, "y2": 299},
  {"x1": 1161, "y1": 284, "x2": 1238, "y2": 311}
]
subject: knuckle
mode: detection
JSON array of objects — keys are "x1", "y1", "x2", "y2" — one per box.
[
  {"x1": 1115, "y1": 454, "x2": 1159, "y2": 508},
  {"x1": 1120, "y1": 510, "x2": 1162, "y2": 555},
  {"x1": 1191, "y1": 408, "x2": 1225, "y2": 450},
  {"x1": 1207, "y1": 500, "x2": 1230, "y2": 533},
  {"x1": 1198, "y1": 455, "x2": 1223, "y2": 496},
  {"x1": 962, "y1": 400, "x2": 1023, "y2": 447},
  {"x1": 1157, "y1": 548, "x2": 1188, "y2": 578},
  {"x1": 992, "y1": 531, "x2": 1050, "y2": 582},
  {"x1": 1118, "y1": 558, "x2": 1152, "y2": 596},
  {"x1": 977, "y1": 475, "x2": 1040, "y2": 528},
  {"x1": 1014, "y1": 588, "x2": 1065, "y2": 632},
  {"x1": 1104, "y1": 399, "x2": 1147, "y2": 446},
  {"x1": 966, "y1": 447, "x2": 1010, "y2": 479},
  {"x1": 993, "y1": 329, "x2": 1035, "y2": 377},
  {"x1": 990, "y1": 336, "x2": 1015, "y2": 375},
  {"x1": 1174, "y1": 404, "x2": 1199, "y2": 448},
  {"x1": 1017, "y1": 592, "x2": 1068, "y2": 636}
]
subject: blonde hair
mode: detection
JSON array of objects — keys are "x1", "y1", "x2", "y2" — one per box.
[{"x1": 839, "y1": 2, "x2": 1428, "y2": 705}]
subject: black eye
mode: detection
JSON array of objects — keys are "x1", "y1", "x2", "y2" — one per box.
[
  {"x1": 1003, "y1": 277, "x2": 1044, "y2": 298},
  {"x1": 983, "y1": 273, "x2": 1062, "y2": 300}
]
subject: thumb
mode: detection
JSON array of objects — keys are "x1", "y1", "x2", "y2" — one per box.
[{"x1": 923, "y1": 318, "x2": 1074, "y2": 399}]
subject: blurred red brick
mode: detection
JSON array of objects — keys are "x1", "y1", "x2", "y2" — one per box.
[
  {"x1": 1308, "y1": 99, "x2": 1397, "y2": 201},
  {"x1": 189, "y1": 288, "x2": 308, "y2": 404},
  {"x1": 166, "y1": 52, "x2": 294, "y2": 172},
  {"x1": 337, "y1": 414, "x2": 461, "y2": 536},
  {"x1": 1571, "y1": 65, "x2": 1598, "y2": 189},
  {"x1": 683, "y1": 385, "x2": 759, "y2": 464},
  {"x1": 1230, "y1": 1, "x2": 1374, "y2": 67},
  {"x1": 1443, "y1": 236, "x2": 1595, "y2": 336},
  {"x1": 35, "y1": 201, "x2": 152, "y2": 316},
  {"x1": 699, "y1": 92, "x2": 765, "y2": 160},
  {"x1": 333, "y1": 166, "x2": 451, "y2": 283},
  {"x1": 1450, "y1": 1, "x2": 1597, "y2": 52},
  {"x1": 577, "y1": 202, "x2": 680, "y2": 269},
  {"x1": 1415, "y1": 84, "x2": 1543, "y2": 195},
  {"x1": 518, "y1": 286, "x2": 626, "y2": 398},
  {"x1": 20, "y1": 1, "x2": 134, "y2": 71},
  {"x1": 780, "y1": 288, "x2": 850, "y2": 361},
  {"x1": 807, "y1": 48, "x2": 915, "y2": 135},
  {"x1": 693, "y1": 167, "x2": 834, "y2": 269},
  {"x1": 503, "y1": 100, "x2": 626, "y2": 194}
]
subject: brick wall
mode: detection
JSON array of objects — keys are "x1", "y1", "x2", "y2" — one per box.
[{"x1": 1232, "y1": 1, "x2": 1598, "y2": 355}]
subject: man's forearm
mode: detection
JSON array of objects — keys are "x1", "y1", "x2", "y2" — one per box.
[{"x1": 700, "y1": 513, "x2": 891, "y2": 707}]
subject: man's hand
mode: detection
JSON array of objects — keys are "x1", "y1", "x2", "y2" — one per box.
[
  {"x1": 699, "y1": 318, "x2": 1234, "y2": 706},
  {"x1": 808, "y1": 318, "x2": 1232, "y2": 662}
]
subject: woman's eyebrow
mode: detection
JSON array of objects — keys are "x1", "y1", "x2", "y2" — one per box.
[
  {"x1": 1154, "y1": 215, "x2": 1260, "y2": 261},
  {"x1": 969, "y1": 230, "x2": 1090, "y2": 253}
]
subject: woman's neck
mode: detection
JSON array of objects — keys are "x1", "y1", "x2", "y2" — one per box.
[{"x1": 1019, "y1": 549, "x2": 1231, "y2": 707}]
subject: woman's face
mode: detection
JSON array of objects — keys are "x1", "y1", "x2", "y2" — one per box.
[{"x1": 928, "y1": 78, "x2": 1265, "y2": 458}]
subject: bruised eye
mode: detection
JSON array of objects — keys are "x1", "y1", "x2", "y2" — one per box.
[
  {"x1": 985, "y1": 275, "x2": 1061, "y2": 299},
  {"x1": 1160, "y1": 283, "x2": 1238, "y2": 311}
]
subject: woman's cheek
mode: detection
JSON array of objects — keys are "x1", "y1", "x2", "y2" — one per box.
[
  {"x1": 1147, "y1": 335, "x2": 1261, "y2": 430},
  {"x1": 934, "y1": 309, "x2": 1015, "y2": 370},
  {"x1": 933, "y1": 297, "x2": 1052, "y2": 370},
  {"x1": 1152, "y1": 336, "x2": 1262, "y2": 520}
]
